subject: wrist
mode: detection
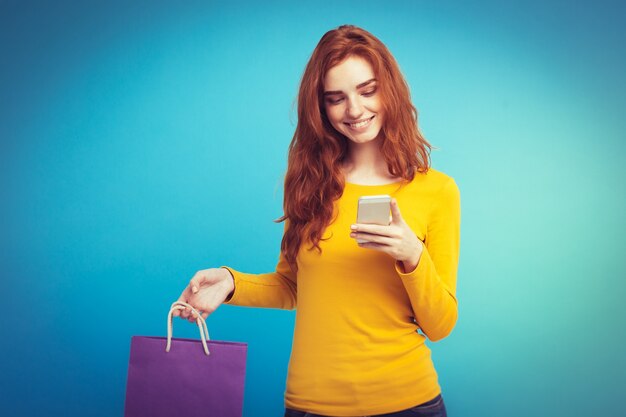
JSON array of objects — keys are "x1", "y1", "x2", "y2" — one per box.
[
  {"x1": 401, "y1": 244, "x2": 423, "y2": 273},
  {"x1": 401, "y1": 259, "x2": 418, "y2": 274},
  {"x1": 220, "y1": 267, "x2": 235, "y2": 299}
]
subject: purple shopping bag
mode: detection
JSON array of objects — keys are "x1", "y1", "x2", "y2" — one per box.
[{"x1": 124, "y1": 301, "x2": 247, "y2": 417}]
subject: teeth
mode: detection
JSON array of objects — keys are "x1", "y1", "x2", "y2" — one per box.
[{"x1": 349, "y1": 117, "x2": 373, "y2": 128}]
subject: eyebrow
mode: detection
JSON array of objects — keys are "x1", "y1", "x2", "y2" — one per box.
[{"x1": 323, "y1": 78, "x2": 377, "y2": 96}]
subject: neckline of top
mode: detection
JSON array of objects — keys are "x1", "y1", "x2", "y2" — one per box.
[{"x1": 344, "y1": 180, "x2": 406, "y2": 187}]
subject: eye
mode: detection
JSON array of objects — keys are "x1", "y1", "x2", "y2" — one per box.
[
  {"x1": 361, "y1": 88, "x2": 377, "y2": 97},
  {"x1": 326, "y1": 96, "x2": 344, "y2": 105}
]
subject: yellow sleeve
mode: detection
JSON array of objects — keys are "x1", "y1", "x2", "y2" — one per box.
[
  {"x1": 221, "y1": 223, "x2": 297, "y2": 310},
  {"x1": 395, "y1": 177, "x2": 461, "y2": 341}
]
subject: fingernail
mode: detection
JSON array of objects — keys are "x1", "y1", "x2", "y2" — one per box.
[
  {"x1": 350, "y1": 224, "x2": 357, "y2": 230},
  {"x1": 192, "y1": 286, "x2": 198, "y2": 294}
]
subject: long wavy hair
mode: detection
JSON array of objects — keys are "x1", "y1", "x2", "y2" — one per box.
[{"x1": 276, "y1": 25, "x2": 432, "y2": 270}]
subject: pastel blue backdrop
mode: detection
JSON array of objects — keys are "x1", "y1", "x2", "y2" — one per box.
[{"x1": 1, "y1": 1, "x2": 624, "y2": 416}]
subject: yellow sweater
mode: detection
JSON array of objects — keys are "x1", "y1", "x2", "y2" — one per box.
[{"x1": 223, "y1": 168, "x2": 461, "y2": 416}]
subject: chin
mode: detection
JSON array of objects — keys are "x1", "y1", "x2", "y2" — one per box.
[
  {"x1": 348, "y1": 136, "x2": 378, "y2": 144},
  {"x1": 344, "y1": 129, "x2": 383, "y2": 145}
]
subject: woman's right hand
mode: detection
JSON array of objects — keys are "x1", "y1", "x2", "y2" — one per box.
[{"x1": 173, "y1": 268, "x2": 235, "y2": 322}]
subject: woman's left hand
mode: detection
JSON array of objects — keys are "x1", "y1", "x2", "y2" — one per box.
[{"x1": 350, "y1": 198, "x2": 423, "y2": 273}]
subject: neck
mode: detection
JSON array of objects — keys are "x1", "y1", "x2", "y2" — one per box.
[{"x1": 342, "y1": 138, "x2": 392, "y2": 180}]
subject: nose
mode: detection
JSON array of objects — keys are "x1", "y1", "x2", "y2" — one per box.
[{"x1": 346, "y1": 95, "x2": 365, "y2": 119}]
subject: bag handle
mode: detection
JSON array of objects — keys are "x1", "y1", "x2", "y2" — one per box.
[{"x1": 166, "y1": 301, "x2": 211, "y2": 355}]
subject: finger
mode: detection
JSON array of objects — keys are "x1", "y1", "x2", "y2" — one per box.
[
  {"x1": 189, "y1": 271, "x2": 210, "y2": 294},
  {"x1": 190, "y1": 292, "x2": 222, "y2": 318},
  {"x1": 352, "y1": 232, "x2": 395, "y2": 245},
  {"x1": 186, "y1": 307, "x2": 199, "y2": 323},
  {"x1": 174, "y1": 288, "x2": 191, "y2": 317},
  {"x1": 181, "y1": 306, "x2": 191, "y2": 319},
  {"x1": 351, "y1": 223, "x2": 397, "y2": 237},
  {"x1": 390, "y1": 198, "x2": 404, "y2": 224},
  {"x1": 202, "y1": 312, "x2": 209, "y2": 320},
  {"x1": 357, "y1": 241, "x2": 392, "y2": 253}
]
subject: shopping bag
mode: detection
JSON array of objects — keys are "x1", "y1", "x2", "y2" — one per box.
[{"x1": 124, "y1": 301, "x2": 248, "y2": 417}]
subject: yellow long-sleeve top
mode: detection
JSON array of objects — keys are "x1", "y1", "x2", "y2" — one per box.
[{"x1": 223, "y1": 168, "x2": 461, "y2": 416}]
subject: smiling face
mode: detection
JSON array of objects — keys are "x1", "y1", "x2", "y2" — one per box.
[{"x1": 323, "y1": 55, "x2": 384, "y2": 145}]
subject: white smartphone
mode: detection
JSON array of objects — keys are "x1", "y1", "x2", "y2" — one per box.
[{"x1": 356, "y1": 195, "x2": 391, "y2": 243}]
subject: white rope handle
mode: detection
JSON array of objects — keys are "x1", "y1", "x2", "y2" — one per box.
[{"x1": 166, "y1": 301, "x2": 210, "y2": 355}]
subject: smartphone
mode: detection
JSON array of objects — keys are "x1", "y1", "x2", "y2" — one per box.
[{"x1": 356, "y1": 195, "x2": 391, "y2": 243}]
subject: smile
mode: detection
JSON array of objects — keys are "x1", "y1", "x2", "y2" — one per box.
[{"x1": 345, "y1": 116, "x2": 375, "y2": 129}]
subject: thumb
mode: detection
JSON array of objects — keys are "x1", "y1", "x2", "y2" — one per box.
[
  {"x1": 390, "y1": 198, "x2": 404, "y2": 224},
  {"x1": 189, "y1": 271, "x2": 209, "y2": 294}
]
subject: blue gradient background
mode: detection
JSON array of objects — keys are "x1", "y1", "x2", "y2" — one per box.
[{"x1": 1, "y1": 1, "x2": 624, "y2": 416}]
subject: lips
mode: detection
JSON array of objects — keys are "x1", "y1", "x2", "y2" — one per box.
[{"x1": 344, "y1": 115, "x2": 375, "y2": 129}]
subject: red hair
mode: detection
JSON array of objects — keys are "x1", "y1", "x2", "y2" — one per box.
[{"x1": 276, "y1": 25, "x2": 431, "y2": 270}]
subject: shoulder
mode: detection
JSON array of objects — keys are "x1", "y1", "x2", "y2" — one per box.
[
  {"x1": 423, "y1": 167, "x2": 454, "y2": 184},
  {"x1": 427, "y1": 169, "x2": 460, "y2": 216},
  {"x1": 409, "y1": 168, "x2": 458, "y2": 194},
  {"x1": 395, "y1": 167, "x2": 459, "y2": 207},
  {"x1": 406, "y1": 168, "x2": 460, "y2": 214}
]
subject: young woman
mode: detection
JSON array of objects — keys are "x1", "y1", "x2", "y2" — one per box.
[{"x1": 174, "y1": 25, "x2": 460, "y2": 417}]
